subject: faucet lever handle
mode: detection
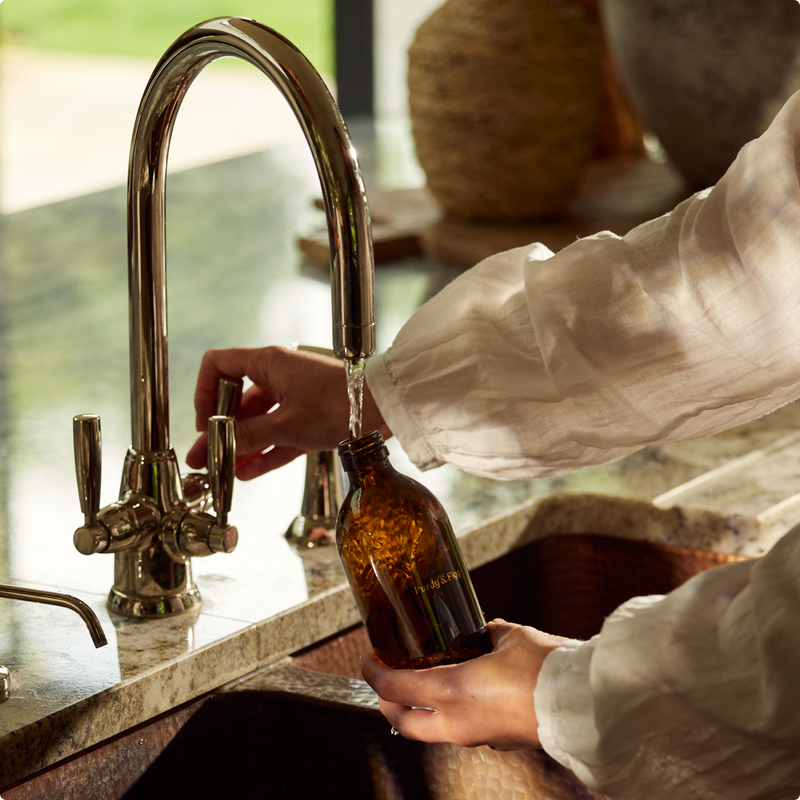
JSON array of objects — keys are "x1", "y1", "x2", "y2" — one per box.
[
  {"x1": 216, "y1": 376, "x2": 243, "y2": 418},
  {"x1": 208, "y1": 415, "x2": 235, "y2": 527},
  {"x1": 73, "y1": 415, "x2": 102, "y2": 527}
]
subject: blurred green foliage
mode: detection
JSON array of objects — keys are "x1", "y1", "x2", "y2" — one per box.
[{"x1": 0, "y1": 0, "x2": 334, "y2": 75}]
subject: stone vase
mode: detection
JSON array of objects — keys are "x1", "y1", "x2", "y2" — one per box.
[
  {"x1": 407, "y1": 0, "x2": 603, "y2": 222},
  {"x1": 601, "y1": 0, "x2": 800, "y2": 189}
]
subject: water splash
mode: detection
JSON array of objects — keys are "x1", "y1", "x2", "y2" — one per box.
[{"x1": 345, "y1": 358, "x2": 366, "y2": 440}]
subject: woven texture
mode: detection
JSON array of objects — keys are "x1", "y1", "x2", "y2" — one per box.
[{"x1": 408, "y1": 0, "x2": 602, "y2": 221}]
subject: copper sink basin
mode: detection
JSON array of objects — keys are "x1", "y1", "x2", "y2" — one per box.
[
  {"x1": 292, "y1": 532, "x2": 746, "y2": 676},
  {"x1": 276, "y1": 532, "x2": 746, "y2": 800},
  {"x1": 116, "y1": 532, "x2": 749, "y2": 800}
]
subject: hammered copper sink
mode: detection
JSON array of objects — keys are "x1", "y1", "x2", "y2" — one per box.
[
  {"x1": 4, "y1": 531, "x2": 745, "y2": 800},
  {"x1": 118, "y1": 534, "x2": 743, "y2": 800}
]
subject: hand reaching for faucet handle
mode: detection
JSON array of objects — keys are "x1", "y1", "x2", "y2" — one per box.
[{"x1": 187, "y1": 346, "x2": 390, "y2": 480}]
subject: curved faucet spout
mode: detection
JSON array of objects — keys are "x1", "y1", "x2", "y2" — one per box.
[
  {"x1": 0, "y1": 584, "x2": 107, "y2": 648},
  {"x1": 128, "y1": 16, "x2": 376, "y2": 454}
]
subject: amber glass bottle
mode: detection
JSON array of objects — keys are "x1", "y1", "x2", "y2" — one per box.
[{"x1": 336, "y1": 431, "x2": 492, "y2": 669}]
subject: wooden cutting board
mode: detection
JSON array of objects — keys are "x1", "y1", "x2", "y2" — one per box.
[
  {"x1": 298, "y1": 157, "x2": 689, "y2": 270},
  {"x1": 298, "y1": 187, "x2": 443, "y2": 266}
]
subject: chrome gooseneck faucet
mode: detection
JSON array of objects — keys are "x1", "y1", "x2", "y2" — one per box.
[{"x1": 72, "y1": 17, "x2": 376, "y2": 618}]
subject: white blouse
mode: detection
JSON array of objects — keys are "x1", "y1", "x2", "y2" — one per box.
[{"x1": 365, "y1": 90, "x2": 800, "y2": 797}]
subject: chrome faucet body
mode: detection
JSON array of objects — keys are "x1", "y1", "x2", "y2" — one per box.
[{"x1": 72, "y1": 17, "x2": 376, "y2": 618}]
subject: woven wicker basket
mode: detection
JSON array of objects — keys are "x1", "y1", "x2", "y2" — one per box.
[{"x1": 408, "y1": 0, "x2": 603, "y2": 222}]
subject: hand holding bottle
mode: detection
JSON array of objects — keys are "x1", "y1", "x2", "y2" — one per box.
[
  {"x1": 361, "y1": 620, "x2": 566, "y2": 750},
  {"x1": 186, "y1": 346, "x2": 390, "y2": 479}
]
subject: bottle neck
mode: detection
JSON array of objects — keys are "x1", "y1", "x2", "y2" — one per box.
[{"x1": 338, "y1": 430, "x2": 390, "y2": 476}]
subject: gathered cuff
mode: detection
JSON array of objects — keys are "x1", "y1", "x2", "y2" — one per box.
[
  {"x1": 535, "y1": 638, "x2": 603, "y2": 789},
  {"x1": 364, "y1": 352, "x2": 443, "y2": 471}
]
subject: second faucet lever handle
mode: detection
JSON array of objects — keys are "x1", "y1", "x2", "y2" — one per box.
[
  {"x1": 208, "y1": 415, "x2": 235, "y2": 527},
  {"x1": 216, "y1": 376, "x2": 243, "y2": 418},
  {"x1": 74, "y1": 414, "x2": 102, "y2": 528},
  {"x1": 210, "y1": 375, "x2": 240, "y2": 527}
]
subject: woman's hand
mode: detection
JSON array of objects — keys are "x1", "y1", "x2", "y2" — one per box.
[
  {"x1": 186, "y1": 346, "x2": 390, "y2": 480},
  {"x1": 360, "y1": 620, "x2": 565, "y2": 750}
]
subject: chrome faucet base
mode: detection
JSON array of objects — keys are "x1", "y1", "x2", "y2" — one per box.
[
  {"x1": 107, "y1": 448, "x2": 224, "y2": 617},
  {"x1": 74, "y1": 423, "x2": 237, "y2": 618},
  {"x1": 108, "y1": 572, "x2": 202, "y2": 618},
  {"x1": 121, "y1": 447, "x2": 185, "y2": 511}
]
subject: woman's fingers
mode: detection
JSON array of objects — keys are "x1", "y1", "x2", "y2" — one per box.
[
  {"x1": 380, "y1": 702, "x2": 444, "y2": 742},
  {"x1": 361, "y1": 653, "x2": 436, "y2": 707},
  {"x1": 189, "y1": 344, "x2": 390, "y2": 477},
  {"x1": 194, "y1": 347, "x2": 258, "y2": 430},
  {"x1": 361, "y1": 622, "x2": 565, "y2": 750},
  {"x1": 234, "y1": 445, "x2": 305, "y2": 480},
  {"x1": 185, "y1": 433, "x2": 209, "y2": 469},
  {"x1": 186, "y1": 416, "x2": 306, "y2": 477},
  {"x1": 237, "y1": 384, "x2": 277, "y2": 421},
  {"x1": 362, "y1": 656, "x2": 455, "y2": 743},
  {"x1": 361, "y1": 653, "x2": 456, "y2": 705}
]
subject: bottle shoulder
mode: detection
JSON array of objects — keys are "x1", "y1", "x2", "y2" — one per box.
[{"x1": 343, "y1": 467, "x2": 444, "y2": 515}]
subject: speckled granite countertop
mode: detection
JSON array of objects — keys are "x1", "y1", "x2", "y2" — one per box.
[{"x1": 3, "y1": 140, "x2": 800, "y2": 790}]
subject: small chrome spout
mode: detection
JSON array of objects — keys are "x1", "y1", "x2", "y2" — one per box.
[
  {"x1": 285, "y1": 449, "x2": 345, "y2": 550},
  {"x1": 72, "y1": 18, "x2": 376, "y2": 618},
  {"x1": 0, "y1": 584, "x2": 107, "y2": 698},
  {"x1": 284, "y1": 346, "x2": 345, "y2": 550},
  {"x1": 0, "y1": 584, "x2": 108, "y2": 648}
]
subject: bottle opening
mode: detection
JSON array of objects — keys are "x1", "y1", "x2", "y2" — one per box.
[{"x1": 338, "y1": 430, "x2": 389, "y2": 471}]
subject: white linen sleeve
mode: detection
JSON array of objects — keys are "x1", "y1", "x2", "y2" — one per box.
[
  {"x1": 534, "y1": 523, "x2": 800, "y2": 799},
  {"x1": 366, "y1": 90, "x2": 800, "y2": 481}
]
